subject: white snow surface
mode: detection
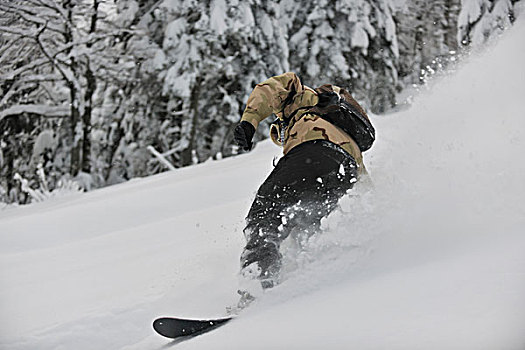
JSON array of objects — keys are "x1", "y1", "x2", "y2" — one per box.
[{"x1": 2, "y1": 17, "x2": 525, "y2": 350}]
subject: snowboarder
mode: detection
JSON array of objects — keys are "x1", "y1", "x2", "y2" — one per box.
[{"x1": 234, "y1": 72, "x2": 375, "y2": 293}]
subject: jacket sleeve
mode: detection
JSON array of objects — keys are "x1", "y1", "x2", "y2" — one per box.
[{"x1": 240, "y1": 72, "x2": 302, "y2": 129}]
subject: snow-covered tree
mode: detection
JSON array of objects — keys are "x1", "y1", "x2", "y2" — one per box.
[
  {"x1": 281, "y1": 0, "x2": 400, "y2": 113},
  {"x1": 2, "y1": 0, "x2": 523, "y2": 204},
  {"x1": 152, "y1": 0, "x2": 289, "y2": 166},
  {"x1": 0, "y1": 0, "x2": 144, "y2": 200},
  {"x1": 395, "y1": 0, "x2": 461, "y2": 86},
  {"x1": 458, "y1": 0, "x2": 521, "y2": 47}
]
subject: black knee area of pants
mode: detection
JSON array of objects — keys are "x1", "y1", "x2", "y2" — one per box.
[
  {"x1": 241, "y1": 140, "x2": 359, "y2": 284},
  {"x1": 241, "y1": 241, "x2": 282, "y2": 276}
]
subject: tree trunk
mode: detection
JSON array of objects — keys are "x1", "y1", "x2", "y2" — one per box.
[
  {"x1": 69, "y1": 82, "x2": 82, "y2": 176},
  {"x1": 180, "y1": 78, "x2": 202, "y2": 167},
  {"x1": 63, "y1": 0, "x2": 81, "y2": 176},
  {"x1": 81, "y1": 67, "x2": 95, "y2": 173},
  {"x1": 81, "y1": 0, "x2": 99, "y2": 174}
]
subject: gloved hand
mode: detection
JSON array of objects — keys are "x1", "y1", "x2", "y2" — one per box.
[{"x1": 234, "y1": 121, "x2": 256, "y2": 151}]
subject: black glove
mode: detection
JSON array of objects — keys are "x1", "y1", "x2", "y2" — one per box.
[{"x1": 234, "y1": 121, "x2": 256, "y2": 151}]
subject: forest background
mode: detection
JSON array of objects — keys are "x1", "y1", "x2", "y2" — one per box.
[{"x1": 0, "y1": 0, "x2": 521, "y2": 204}]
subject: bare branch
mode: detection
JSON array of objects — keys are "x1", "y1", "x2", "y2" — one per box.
[
  {"x1": 0, "y1": 25, "x2": 39, "y2": 38},
  {"x1": 0, "y1": 3, "x2": 65, "y2": 35},
  {"x1": 18, "y1": 12, "x2": 66, "y2": 35},
  {"x1": 1, "y1": 74, "x2": 62, "y2": 106},
  {"x1": 39, "y1": 81, "x2": 64, "y2": 104},
  {"x1": 0, "y1": 104, "x2": 69, "y2": 121},
  {"x1": 0, "y1": 58, "x2": 52, "y2": 80},
  {"x1": 0, "y1": 34, "x2": 28, "y2": 59},
  {"x1": 48, "y1": 0, "x2": 74, "y2": 35},
  {"x1": 48, "y1": 29, "x2": 141, "y2": 60},
  {"x1": 0, "y1": 36, "x2": 34, "y2": 66},
  {"x1": 29, "y1": 0, "x2": 57, "y2": 11},
  {"x1": 35, "y1": 22, "x2": 81, "y2": 94}
]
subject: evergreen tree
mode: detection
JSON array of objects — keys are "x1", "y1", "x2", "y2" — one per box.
[
  {"x1": 283, "y1": 0, "x2": 400, "y2": 113},
  {"x1": 458, "y1": 0, "x2": 520, "y2": 47},
  {"x1": 395, "y1": 0, "x2": 461, "y2": 86},
  {"x1": 154, "y1": 0, "x2": 289, "y2": 166}
]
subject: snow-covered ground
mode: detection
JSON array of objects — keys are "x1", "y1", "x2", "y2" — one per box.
[{"x1": 1, "y1": 15, "x2": 525, "y2": 350}]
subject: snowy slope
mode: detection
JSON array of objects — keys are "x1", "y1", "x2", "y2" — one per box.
[{"x1": 1, "y1": 15, "x2": 525, "y2": 350}]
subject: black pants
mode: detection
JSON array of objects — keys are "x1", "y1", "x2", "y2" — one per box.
[{"x1": 241, "y1": 140, "x2": 358, "y2": 288}]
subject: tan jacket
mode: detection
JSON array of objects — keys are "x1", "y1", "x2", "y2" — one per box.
[{"x1": 241, "y1": 72, "x2": 369, "y2": 173}]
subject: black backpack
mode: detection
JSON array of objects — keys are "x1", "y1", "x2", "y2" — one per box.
[
  {"x1": 276, "y1": 84, "x2": 376, "y2": 152},
  {"x1": 311, "y1": 87, "x2": 375, "y2": 152}
]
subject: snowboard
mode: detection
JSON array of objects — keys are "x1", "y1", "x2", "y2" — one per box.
[{"x1": 153, "y1": 316, "x2": 233, "y2": 339}]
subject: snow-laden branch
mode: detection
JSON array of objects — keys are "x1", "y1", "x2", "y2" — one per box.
[
  {"x1": 0, "y1": 57, "x2": 51, "y2": 80},
  {"x1": 0, "y1": 36, "x2": 35, "y2": 66},
  {"x1": 0, "y1": 104, "x2": 70, "y2": 121},
  {"x1": 0, "y1": 34, "x2": 26, "y2": 59},
  {"x1": 147, "y1": 146, "x2": 176, "y2": 171},
  {"x1": 49, "y1": 29, "x2": 140, "y2": 61},
  {"x1": 0, "y1": 3, "x2": 65, "y2": 34},
  {"x1": 34, "y1": 23, "x2": 83, "y2": 104},
  {"x1": 0, "y1": 26, "x2": 39, "y2": 38},
  {"x1": 0, "y1": 74, "x2": 62, "y2": 106},
  {"x1": 45, "y1": 0, "x2": 75, "y2": 35}
]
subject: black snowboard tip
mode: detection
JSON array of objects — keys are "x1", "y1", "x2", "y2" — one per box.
[{"x1": 153, "y1": 316, "x2": 232, "y2": 339}]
